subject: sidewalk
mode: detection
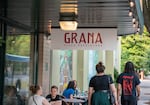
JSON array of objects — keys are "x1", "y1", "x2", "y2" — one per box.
[{"x1": 138, "y1": 76, "x2": 150, "y2": 105}]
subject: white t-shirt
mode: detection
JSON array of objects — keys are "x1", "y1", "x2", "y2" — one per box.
[{"x1": 28, "y1": 95, "x2": 45, "y2": 105}]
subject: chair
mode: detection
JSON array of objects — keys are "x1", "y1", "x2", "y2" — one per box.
[{"x1": 59, "y1": 95, "x2": 69, "y2": 105}]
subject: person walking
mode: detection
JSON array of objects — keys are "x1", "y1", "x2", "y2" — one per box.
[
  {"x1": 88, "y1": 61, "x2": 118, "y2": 105},
  {"x1": 28, "y1": 85, "x2": 50, "y2": 105},
  {"x1": 116, "y1": 61, "x2": 140, "y2": 105}
]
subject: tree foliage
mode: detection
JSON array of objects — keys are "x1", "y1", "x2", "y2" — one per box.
[
  {"x1": 6, "y1": 35, "x2": 30, "y2": 56},
  {"x1": 121, "y1": 28, "x2": 150, "y2": 72}
]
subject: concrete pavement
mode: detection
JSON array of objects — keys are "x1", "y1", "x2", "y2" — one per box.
[{"x1": 138, "y1": 76, "x2": 150, "y2": 105}]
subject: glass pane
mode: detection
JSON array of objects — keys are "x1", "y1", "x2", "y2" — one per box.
[
  {"x1": 88, "y1": 50, "x2": 99, "y2": 81},
  {"x1": 4, "y1": 28, "x2": 31, "y2": 105},
  {"x1": 59, "y1": 50, "x2": 72, "y2": 93}
]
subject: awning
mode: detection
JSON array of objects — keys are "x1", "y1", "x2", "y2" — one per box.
[{"x1": 6, "y1": 54, "x2": 30, "y2": 62}]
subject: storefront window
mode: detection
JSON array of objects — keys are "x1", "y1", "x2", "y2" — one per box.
[
  {"x1": 88, "y1": 50, "x2": 99, "y2": 81},
  {"x1": 4, "y1": 32, "x2": 31, "y2": 105},
  {"x1": 59, "y1": 50, "x2": 72, "y2": 93}
]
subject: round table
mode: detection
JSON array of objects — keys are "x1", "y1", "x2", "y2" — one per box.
[{"x1": 62, "y1": 98, "x2": 85, "y2": 105}]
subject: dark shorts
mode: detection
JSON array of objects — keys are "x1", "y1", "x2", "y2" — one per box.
[{"x1": 121, "y1": 99, "x2": 137, "y2": 105}]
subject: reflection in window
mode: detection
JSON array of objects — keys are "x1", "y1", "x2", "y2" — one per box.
[
  {"x1": 5, "y1": 54, "x2": 29, "y2": 94},
  {"x1": 59, "y1": 50, "x2": 72, "y2": 93},
  {"x1": 4, "y1": 35, "x2": 30, "y2": 105},
  {"x1": 88, "y1": 50, "x2": 99, "y2": 81}
]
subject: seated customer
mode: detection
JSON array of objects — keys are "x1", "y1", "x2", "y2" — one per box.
[
  {"x1": 63, "y1": 81, "x2": 75, "y2": 99},
  {"x1": 46, "y1": 85, "x2": 62, "y2": 102},
  {"x1": 28, "y1": 85, "x2": 50, "y2": 105}
]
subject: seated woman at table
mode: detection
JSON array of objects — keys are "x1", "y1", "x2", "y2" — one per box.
[
  {"x1": 63, "y1": 81, "x2": 75, "y2": 99},
  {"x1": 28, "y1": 85, "x2": 50, "y2": 105},
  {"x1": 73, "y1": 80, "x2": 79, "y2": 96},
  {"x1": 46, "y1": 85, "x2": 63, "y2": 102}
]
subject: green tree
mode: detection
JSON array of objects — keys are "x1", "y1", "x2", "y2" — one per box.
[
  {"x1": 121, "y1": 28, "x2": 150, "y2": 73},
  {"x1": 6, "y1": 35, "x2": 30, "y2": 56}
]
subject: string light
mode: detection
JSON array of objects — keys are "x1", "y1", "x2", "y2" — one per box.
[
  {"x1": 132, "y1": 17, "x2": 136, "y2": 23},
  {"x1": 129, "y1": 1, "x2": 134, "y2": 7},
  {"x1": 137, "y1": 27, "x2": 140, "y2": 32},
  {"x1": 128, "y1": 11, "x2": 133, "y2": 16},
  {"x1": 133, "y1": 22, "x2": 136, "y2": 28},
  {"x1": 129, "y1": 0, "x2": 134, "y2": 8}
]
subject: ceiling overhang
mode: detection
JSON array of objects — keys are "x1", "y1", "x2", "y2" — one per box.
[
  {"x1": 43, "y1": 0, "x2": 144, "y2": 36},
  {"x1": 143, "y1": 0, "x2": 150, "y2": 32},
  {"x1": 0, "y1": 0, "x2": 144, "y2": 36}
]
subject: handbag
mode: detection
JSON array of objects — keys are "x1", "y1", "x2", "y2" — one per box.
[{"x1": 108, "y1": 76, "x2": 115, "y2": 105}]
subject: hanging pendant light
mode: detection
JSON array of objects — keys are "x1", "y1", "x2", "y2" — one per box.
[{"x1": 59, "y1": 0, "x2": 78, "y2": 31}]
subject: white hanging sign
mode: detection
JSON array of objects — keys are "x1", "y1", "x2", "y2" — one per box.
[{"x1": 51, "y1": 28, "x2": 117, "y2": 50}]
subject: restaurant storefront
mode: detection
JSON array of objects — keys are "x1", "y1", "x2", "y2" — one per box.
[
  {"x1": 41, "y1": 28, "x2": 121, "y2": 95},
  {"x1": 0, "y1": 0, "x2": 144, "y2": 105}
]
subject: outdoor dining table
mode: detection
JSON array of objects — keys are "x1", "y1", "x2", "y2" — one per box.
[
  {"x1": 73, "y1": 96, "x2": 88, "y2": 100},
  {"x1": 73, "y1": 96, "x2": 88, "y2": 105},
  {"x1": 62, "y1": 98, "x2": 85, "y2": 105}
]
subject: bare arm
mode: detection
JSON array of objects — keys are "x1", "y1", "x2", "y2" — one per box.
[
  {"x1": 110, "y1": 83, "x2": 118, "y2": 105},
  {"x1": 136, "y1": 85, "x2": 140, "y2": 100},
  {"x1": 88, "y1": 87, "x2": 93, "y2": 105},
  {"x1": 42, "y1": 98, "x2": 51, "y2": 105},
  {"x1": 70, "y1": 94, "x2": 73, "y2": 99},
  {"x1": 117, "y1": 83, "x2": 122, "y2": 105}
]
